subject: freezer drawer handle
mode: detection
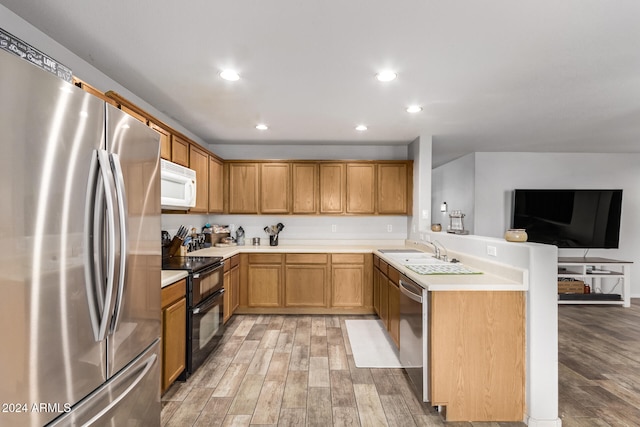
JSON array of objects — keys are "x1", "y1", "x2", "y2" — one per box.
[{"x1": 81, "y1": 353, "x2": 158, "y2": 427}]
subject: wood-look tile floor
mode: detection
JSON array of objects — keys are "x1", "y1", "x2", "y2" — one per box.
[
  {"x1": 162, "y1": 314, "x2": 525, "y2": 426},
  {"x1": 558, "y1": 299, "x2": 640, "y2": 426},
  {"x1": 162, "y1": 300, "x2": 640, "y2": 426}
]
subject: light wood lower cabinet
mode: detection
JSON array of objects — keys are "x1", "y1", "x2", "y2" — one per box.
[
  {"x1": 244, "y1": 254, "x2": 283, "y2": 307},
  {"x1": 238, "y1": 252, "x2": 372, "y2": 314},
  {"x1": 331, "y1": 253, "x2": 372, "y2": 309},
  {"x1": 430, "y1": 291, "x2": 525, "y2": 422},
  {"x1": 161, "y1": 279, "x2": 186, "y2": 394},
  {"x1": 373, "y1": 255, "x2": 399, "y2": 348},
  {"x1": 223, "y1": 254, "x2": 240, "y2": 323},
  {"x1": 285, "y1": 254, "x2": 328, "y2": 307},
  {"x1": 387, "y1": 279, "x2": 400, "y2": 348}
]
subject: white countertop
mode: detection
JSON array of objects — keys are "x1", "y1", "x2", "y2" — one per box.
[
  {"x1": 161, "y1": 270, "x2": 188, "y2": 288},
  {"x1": 374, "y1": 249, "x2": 527, "y2": 292},
  {"x1": 178, "y1": 241, "x2": 527, "y2": 292}
]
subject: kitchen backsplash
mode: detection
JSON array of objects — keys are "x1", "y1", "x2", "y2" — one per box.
[{"x1": 161, "y1": 214, "x2": 408, "y2": 242}]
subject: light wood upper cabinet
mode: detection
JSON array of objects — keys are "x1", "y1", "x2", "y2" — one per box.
[
  {"x1": 377, "y1": 163, "x2": 410, "y2": 214},
  {"x1": 208, "y1": 156, "x2": 224, "y2": 213},
  {"x1": 120, "y1": 105, "x2": 148, "y2": 125},
  {"x1": 228, "y1": 163, "x2": 259, "y2": 214},
  {"x1": 148, "y1": 121, "x2": 172, "y2": 160},
  {"x1": 189, "y1": 145, "x2": 209, "y2": 213},
  {"x1": 260, "y1": 163, "x2": 290, "y2": 214},
  {"x1": 346, "y1": 163, "x2": 375, "y2": 214},
  {"x1": 225, "y1": 160, "x2": 412, "y2": 216},
  {"x1": 319, "y1": 163, "x2": 345, "y2": 214},
  {"x1": 171, "y1": 136, "x2": 189, "y2": 167},
  {"x1": 292, "y1": 163, "x2": 318, "y2": 214}
]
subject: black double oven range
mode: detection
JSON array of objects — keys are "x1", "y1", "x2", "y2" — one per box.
[{"x1": 162, "y1": 255, "x2": 225, "y2": 378}]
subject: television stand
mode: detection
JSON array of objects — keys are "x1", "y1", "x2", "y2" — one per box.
[{"x1": 557, "y1": 257, "x2": 632, "y2": 308}]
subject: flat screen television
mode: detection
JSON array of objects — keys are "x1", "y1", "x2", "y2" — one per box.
[{"x1": 512, "y1": 189, "x2": 623, "y2": 248}]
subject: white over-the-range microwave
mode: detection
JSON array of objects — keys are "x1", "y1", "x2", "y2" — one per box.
[{"x1": 160, "y1": 159, "x2": 196, "y2": 210}]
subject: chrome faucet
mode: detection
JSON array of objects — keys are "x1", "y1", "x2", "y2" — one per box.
[
  {"x1": 426, "y1": 241, "x2": 441, "y2": 260},
  {"x1": 427, "y1": 240, "x2": 448, "y2": 262},
  {"x1": 434, "y1": 240, "x2": 448, "y2": 262}
]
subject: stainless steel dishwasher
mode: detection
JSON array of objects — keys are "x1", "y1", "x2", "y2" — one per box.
[{"x1": 399, "y1": 274, "x2": 428, "y2": 401}]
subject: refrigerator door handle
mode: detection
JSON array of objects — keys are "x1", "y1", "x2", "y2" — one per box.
[
  {"x1": 84, "y1": 152, "x2": 102, "y2": 341},
  {"x1": 95, "y1": 149, "x2": 118, "y2": 341},
  {"x1": 109, "y1": 153, "x2": 128, "y2": 333}
]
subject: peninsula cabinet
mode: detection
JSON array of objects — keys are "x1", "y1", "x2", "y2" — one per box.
[
  {"x1": 228, "y1": 163, "x2": 260, "y2": 214},
  {"x1": 171, "y1": 135, "x2": 190, "y2": 167},
  {"x1": 346, "y1": 163, "x2": 375, "y2": 214},
  {"x1": 260, "y1": 163, "x2": 290, "y2": 213},
  {"x1": 189, "y1": 144, "x2": 209, "y2": 213},
  {"x1": 292, "y1": 163, "x2": 318, "y2": 214},
  {"x1": 208, "y1": 155, "x2": 224, "y2": 213},
  {"x1": 430, "y1": 291, "x2": 525, "y2": 422},
  {"x1": 161, "y1": 279, "x2": 187, "y2": 394}
]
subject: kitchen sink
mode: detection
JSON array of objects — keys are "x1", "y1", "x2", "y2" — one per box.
[{"x1": 381, "y1": 252, "x2": 443, "y2": 266}]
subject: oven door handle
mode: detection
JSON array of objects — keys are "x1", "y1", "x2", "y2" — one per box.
[
  {"x1": 192, "y1": 289, "x2": 224, "y2": 315},
  {"x1": 192, "y1": 261, "x2": 225, "y2": 279}
]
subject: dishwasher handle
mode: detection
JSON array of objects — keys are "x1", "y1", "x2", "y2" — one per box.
[{"x1": 399, "y1": 279, "x2": 423, "y2": 303}]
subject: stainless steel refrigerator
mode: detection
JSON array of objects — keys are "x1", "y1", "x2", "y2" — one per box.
[{"x1": 0, "y1": 49, "x2": 162, "y2": 426}]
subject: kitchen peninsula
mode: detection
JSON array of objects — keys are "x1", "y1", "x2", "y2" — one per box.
[{"x1": 175, "y1": 239, "x2": 528, "y2": 422}]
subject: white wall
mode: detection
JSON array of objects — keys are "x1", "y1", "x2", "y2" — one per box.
[
  {"x1": 440, "y1": 152, "x2": 640, "y2": 296},
  {"x1": 209, "y1": 143, "x2": 408, "y2": 160},
  {"x1": 431, "y1": 153, "x2": 475, "y2": 233},
  {"x1": 408, "y1": 134, "x2": 433, "y2": 240},
  {"x1": 0, "y1": 5, "x2": 206, "y2": 146}
]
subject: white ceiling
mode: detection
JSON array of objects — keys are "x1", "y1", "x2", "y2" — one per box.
[{"x1": 3, "y1": 0, "x2": 640, "y2": 166}]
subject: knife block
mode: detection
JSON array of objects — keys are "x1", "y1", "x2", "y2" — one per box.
[{"x1": 167, "y1": 236, "x2": 184, "y2": 257}]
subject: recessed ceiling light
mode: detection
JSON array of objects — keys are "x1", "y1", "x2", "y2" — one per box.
[
  {"x1": 375, "y1": 71, "x2": 397, "y2": 82},
  {"x1": 355, "y1": 125, "x2": 368, "y2": 131},
  {"x1": 255, "y1": 124, "x2": 268, "y2": 130},
  {"x1": 220, "y1": 69, "x2": 240, "y2": 81},
  {"x1": 406, "y1": 105, "x2": 423, "y2": 113}
]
